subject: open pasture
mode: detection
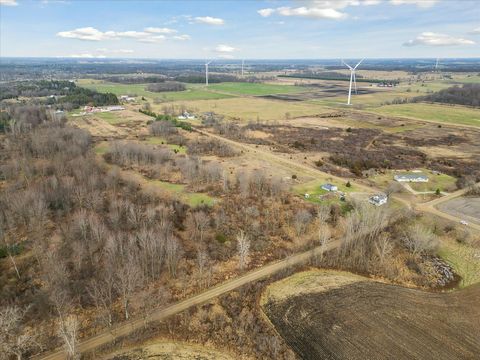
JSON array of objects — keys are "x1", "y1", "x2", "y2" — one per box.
[
  {"x1": 159, "y1": 97, "x2": 333, "y2": 122},
  {"x1": 369, "y1": 103, "x2": 480, "y2": 127},
  {"x1": 207, "y1": 81, "x2": 308, "y2": 96}
]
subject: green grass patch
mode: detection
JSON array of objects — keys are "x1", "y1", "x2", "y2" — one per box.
[
  {"x1": 149, "y1": 180, "x2": 215, "y2": 207},
  {"x1": 369, "y1": 103, "x2": 480, "y2": 127},
  {"x1": 145, "y1": 137, "x2": 186, "y2": 154},
  {"x1": 369, "y1": 169, "x2": 456, "y2": 193},
  {"x1": 94, "y1": 142, "x2": 109, "y2": 155},
  {"x1": 293, "y1": 179, "x2": 356, "y2": 204},
  {"x1": 208, "y1": 82, "x2": 308, "y2": 96},
  {"x1": 94, "y1": 111, "x2": 126, "y2": 124},
  {"x1": 438, "y1": 241, "x2": 480, "y2": 288}
]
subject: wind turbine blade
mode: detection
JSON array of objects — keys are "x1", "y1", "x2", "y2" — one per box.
[
  {"x1": 342, "y1": 59, "x2": 353, "y2": 70},
  {"x1": 353, "y1": 58, "x2": 364, "y2": 70}
]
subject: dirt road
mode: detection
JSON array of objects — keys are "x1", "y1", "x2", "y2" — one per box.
[{"x1": 36, "y1": 240, "x2": 340, "y2": 360}]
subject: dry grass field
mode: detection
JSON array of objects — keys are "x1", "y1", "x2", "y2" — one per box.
[
  {"x1": 106, "y1": 341, "x2": 234, "y2": 360},
  {"x1": 262, "y1": 270, "x2": 480, "y2": 360}
]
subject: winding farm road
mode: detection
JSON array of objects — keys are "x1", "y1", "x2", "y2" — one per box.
[{"x1": 36, "y1": 240, "x2": 340, "y2": 360}]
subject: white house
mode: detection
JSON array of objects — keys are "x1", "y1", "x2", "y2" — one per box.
[
  {"x1": 369, "y1": 194, "x2": 388, "y2": 206},
  {"x1": 321, "y1": 183, "x2": 338, "y2": 192},
  {"x1": 120, "y1": 95, "x2": 135, "y2": 102},
  {"x1": 178, "y1": 111, "x2": 195, "y2": 120},
  {"x1": 394, "y1": 173, "x2": 429, "y2": 183}
]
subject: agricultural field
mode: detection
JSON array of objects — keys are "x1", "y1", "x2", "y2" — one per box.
[
  {"x1": 437, "y1": 197, "x2": 480, "y2": 225},
  {"x1": 262, "y1": 270, "x2": 480, "y2": 360},
  {"x1": 369, "y1": 103, "x2": 480, "y2": 127},
  {"x1": 162, "y1": 97, "x2": 333, "y2": 122},
  {"x1": 207, "y1": 82, "x2": 309, "y2": 96}
]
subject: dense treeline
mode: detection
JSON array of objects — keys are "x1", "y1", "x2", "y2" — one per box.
[
  {"x1": 101, "y1": 75, "x2": 167, "y2": 84},
  {"x1": 140, "y1": 109, "x2": 193, "y2": 131},
  {"x1": 0, "y1": 80, "x2": 74, "y2": 100},
  {"x1": 0, "y1": 80, "x2": 119, "y2": 109},
  {"x1": 416, "y1": 84, "x2": 480, "y2": 107},
  {"x1": 145, "y1": 82, "x2": 186, "y2": 92},
  {"x1": 58, "y1": 87, "x2": 119, "y2": 108}
]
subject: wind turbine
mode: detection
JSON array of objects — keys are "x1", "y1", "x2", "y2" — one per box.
[
  {"x1": 205, "y1": 60, "x2": 213, "y2": 86},
  {"x1": 435, "y1": 58, "x2": 439, "y2": 71},
  {"x1": 342, "y1": 58, "x2": 364, "y2": 105},
  {"x1": 241, "y1": 59, "x2": 245, "y2": 77}
]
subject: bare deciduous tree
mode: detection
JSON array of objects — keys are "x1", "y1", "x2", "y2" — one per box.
[
  {"x1": 57, "y1": 314, "x2": 78, "y2": 360},
  {"x1": 0, "y1": 306, "x2": 38, "y2": 360},
  {"x1": 236, "y1": 231, "x2": 250, "y2": 270},
  {"x1": 294, "y1": 209, "x2": 313, "y2": 236},
  {"x1": 403, "y1": 224, "x2": 439, "y2": 256}
]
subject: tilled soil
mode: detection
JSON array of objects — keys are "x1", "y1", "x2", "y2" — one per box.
[{"x1": 264, "y1": 281, "x2": 480, "y2": 360}]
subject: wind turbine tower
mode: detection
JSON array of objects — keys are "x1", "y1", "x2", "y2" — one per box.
[
  {"x1": 241, "y1": 59, "x2": 245, "y2": 77},
  {"x1": 342, "y1": 58, "x2": 364, "y2": 105},
  {"x1": 435, "y1": 58, "x2": 439, "y2": 71},
  {"x1": 205, "y1": 60, "x2": 213, "y2": 86}
]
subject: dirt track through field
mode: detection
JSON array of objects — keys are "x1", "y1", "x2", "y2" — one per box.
[{"x1": 36, "y1": 240, "x2": 340, "y2": 360}]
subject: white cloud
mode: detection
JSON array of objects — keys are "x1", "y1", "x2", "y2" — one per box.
[
  {"x1": 0, "y1": 0, "x2": 18, "y2": 6},
  {"x1": 403, "y1": 32, "x2": 476, "y2": 46},
  {"x1": 256, "y1": 1, "x2": 380, "y2": 20},
  {"x1": 96, "y1": 48, "x2": 134, "y2": 54},
  {"x1": 173, "y1": 34, "x2": 191, "y2": 41},
  {"x1": 67, "y1": 53, "x2": 107, "y2": 58},
  {"x1": 470, "y1": 27, "x2": 480, "y2": 34},
  {"x1": 276, "y1": 6, "x2": 347, "y2": 19},
  {"x1": 57, "y1": 27, "x2": 117, "y2": 41},
  {"x1": 215, "y1": 44, "x2": 237, "y2": 53},
  {"x1": 258, "y1": 8, "x2": 275, "y2": 17},
  {"x1": 57, "y1": 27, "x2": 187, "y2": 43},
  {"x1": 144, "y1": 27, "x2": 177, "y2": 34},
  {"x1": 390, "y1": 0, "x2": 438, "y2": 8},
  {"x1": 138, "y1": 35, "x2": 166, "y2": 43},
  {"x1": 195, "y1": 16, "x2": 225, "y2": 25}
]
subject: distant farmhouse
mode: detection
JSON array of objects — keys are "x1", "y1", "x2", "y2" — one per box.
[
  {"x1": 178, "y1": 111, "x2": 195, "y2": 120},
  {"x1": 394, "y1": 173, "x2": 429, "y2": 183},
  {"x1": 120, "y1": 95, "x2": 136, "y2": 102},
  {"x1": 321, "y1": 183, "x2": 338, "y2": 192},
  {"x1": 369, "y1": 194, "x2": 388, "y2": 206}
]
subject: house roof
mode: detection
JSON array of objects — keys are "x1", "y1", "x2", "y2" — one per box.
[{"x1": 394, "y1": 173, "x2": 428, "y2": 179}]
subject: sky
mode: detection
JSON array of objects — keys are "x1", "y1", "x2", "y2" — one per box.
[{"x1": 1, "y1": 0, "x2": 479, "y2": 59}]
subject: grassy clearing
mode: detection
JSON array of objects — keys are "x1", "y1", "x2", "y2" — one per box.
[
  {"x1": 369, "y1": 169, "x2": 456, "y2": 193},
  {"x1": 94, "y1": 111, "x2": 126, "y2": 124},
  {"x1": 163, "y1": 97, "x2": 332, "y2": 122},
  {"x1": 208, "y1": 82, "x2": 308, "y2": 96},
  {"x1": 149, "y1": 179, "x2": 215, "y2": 207},
  {"x1": 261, "y1": 269, "x2": 364, "y2": 305},
  {"x1": 145, "y1": 136, "x2": 187, "y2": 154},
  {"x1": 369, "y1": 103, "x2": 480, "y2": 127},
  {"x1": 94, "y1": 142, "x2": 109, "y2": 155},
  {"x1": 292, "y1": 178, "x2": 357, "y2": 206},
  {"x1": 78, "y1": 80, "x2": 233, "y2": 102},
  {"x1": 438, "y1": 240, "x2": 480, "y2": 288}
]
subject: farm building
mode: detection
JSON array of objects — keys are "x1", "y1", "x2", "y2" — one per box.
[
  {"x1": 394, "y1": 173, "x2": 429, "y2": 183},
  {"x1": 178, "y1": 111, "x2": 195, "y2": 120},
  {"x1": 321, "y1": 183, "x2": 338, "y2": 192},
  {"x1": 120, "y1": 95, "x2": 136, "y2": 102},
  {"x1": 369, "y1": 194, "x2": 388, "y2": 206}
]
